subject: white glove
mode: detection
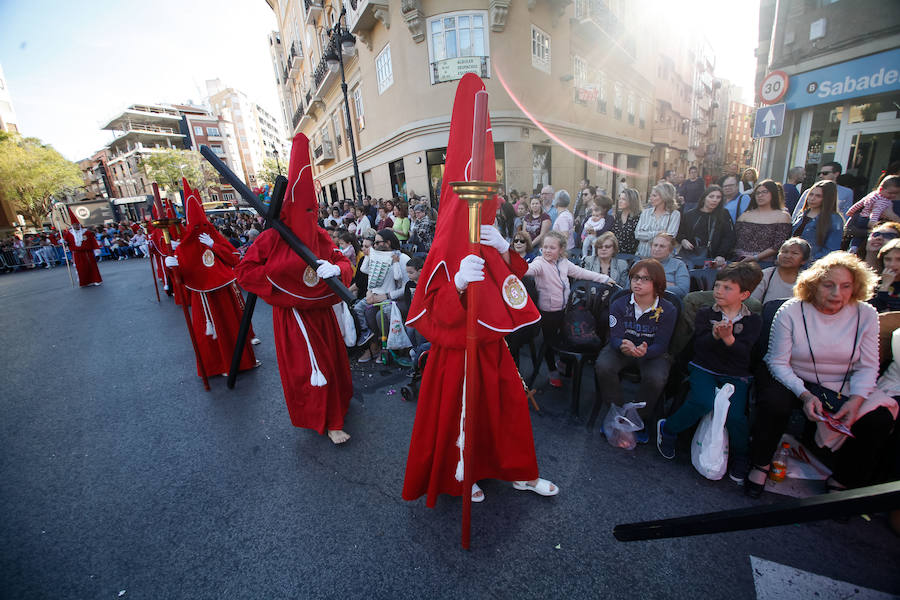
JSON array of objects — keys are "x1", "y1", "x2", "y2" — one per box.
[
  {"x1": 316, "y1": 259, "x2": 340, "y2": 279},
  {"x1": 480, "y1": 225, "x2": 510, "y2": 254},
  {"x1": 198, "y1": 233, "x2": 214, "y2": 247},
  {"x1": 165, "y1": 256, "x2": 179, "y2": 268},
  {"x1": 453, "y1": 254, "x2": 485, "y2": 292},
  {"x1": 93, "y1": 249, "x2": 101, "y2": 256},
  {"x1": 171, "y1": 241, "x2": 180, "y2": 249}
]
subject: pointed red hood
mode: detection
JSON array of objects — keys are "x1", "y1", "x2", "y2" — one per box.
[
  {"x1": 175, "y1": 178, "x2": 235, "y2": 292},
  {"x1": 67, "y1": 206, "x2": 80, "y2": 226},
  {"x1": 407, "y1": 73, "x2": 539, "y2": 337},
  {"x1": 260, "y1": 133, "x2": 339, "y2": 300}
]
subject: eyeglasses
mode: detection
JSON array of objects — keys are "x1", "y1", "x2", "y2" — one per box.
[
  {"x1": 630, "y1": 275, "x2": 653, "y2": 283},
  {"x1": 818, "y1": 170, "x2": 834, "y2": 176},
  {"x1": 373, "y1": 239, "x2": 389, "y2": 246},
  {"x1": 871, "y1": 231, "x2": 900, "y2": 240},
  {"x1": 513, "y1": 239, "x2": 526, "y2": 243}
]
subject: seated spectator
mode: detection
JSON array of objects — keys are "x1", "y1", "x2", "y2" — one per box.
[
  {"x1": 130, "y1": 231, "x2": 149, "y2": 258},
  {"x1": 402, "y1": 257, "x2": 429, "y2": 366},
  {"x1": 338, "y1": 231, "x2": 360, "y2": 271},
  {"x1": 526, "y1": 231, "x2": 612, "y2": 387},
  {"x1": 871, "y1": 238, "x2": 900, "y2": 313},
  {"x1": 733, "y1": 180, "x2": 792, "y2": 264},
  {"x1": 375, "y1": 206, "x2": 394, "y2": 231},
  {"x1": 583, "y1": 232, "x2": 629, "y2": 288},
  {"x1": 676, "y1": 185, "x2": 735, "y2": 265},
  {"x1": 594, "y1": 259, "x2": 677, "y2": 440},
  {"x1": 409, "y1": 203, "x2": 435, "y2": 252},
  {"x1": 513, "y1": 200, "x2": 528, "y2": 233},
  {"x1": 324, "y1": 206, "x2": 342, "y2": 228},
  {"x1": 649, "y1": 233, "x2": 689, "y2": 298},
  {"x1": 751, "y1": 237, "x2": 809, "y2": 304},
  {"x1": 354, "y1": 229, "x2": 410, "y2": 363},
  {"x1": 511, "y1": 230, "x2": 537, "y2": 262},
  {"x1": 657, "y1": 263, "x2": 764, "y2": 482},
  {"x1": 349, "y1": 237, "x2": 373, "y2": 299},
  {"x1": 496, "y1": 198, "x2": 517, "y2": 242},
  {"x1": 611, "y1": 188, "x2": 641, "y2": 255},
  {"x1": 861, "y1": 222, "x2": 900, "y2": 271},
  {"x1": 635, "y1": 183, "x2": 681, "y2": 257},
  {"x1": 745, "y1": 252, "x2": 896, "y2": 498},
  {"x1": 352, "y1": 205, "x2": 371, "y2": 237},
  {"x1": 845, "y1": 175, "x2": 900, "y2": 253},
  {"x1": 791, "y1": 180, "x2": 845, "y2": 261},
  {"x1": 523, "y1": 196, "x2": 552, "y2": 248}
]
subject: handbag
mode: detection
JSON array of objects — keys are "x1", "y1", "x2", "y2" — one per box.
[
  {"x1": 800, "y1": 303, "x2": 859, "y2": 413},
  {"x1": 332, "y1": 302, "x2": 357, "y2": 347}
]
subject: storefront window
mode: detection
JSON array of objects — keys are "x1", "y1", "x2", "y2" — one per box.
[
  {"x1": 494, "y1": 142, "x2": 505, "y2": 192},
  {"x1": 388, "y1": 158, "x2": 406, "y2": 201},
  {"x1": 532, "y1": 145, "x2": 551, "y2": 194},
  {"x1": 806, "y1": 101, "x2": 843, "y2": 171},
  {"x1": 426, "y1": 148, "x2": 446, "y2": 207},
  {"x1": 848, "y1": 93, "x2": 900, "y2": 124}
]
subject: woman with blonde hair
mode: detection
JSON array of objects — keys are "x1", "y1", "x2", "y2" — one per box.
[
  {"x1": 739, "y1": 167, "x2": 758, "y2": 194},
  {"x1": 745, "y1": 251, "x2": 896, "y2": 498},
  {"x1": 635, "y1": 182, "x2": 681, "y2": 257}
]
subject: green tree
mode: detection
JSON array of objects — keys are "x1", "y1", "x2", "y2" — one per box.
[
  {"x1": 256, "y1": 157, "x2": 283, "y2": 187},
  {"x1": 0, "y1": 133, "x2": 83, "y2": 226},
  {"x1": 140, "y1": 148, "x2": 218, "y2": 200}
]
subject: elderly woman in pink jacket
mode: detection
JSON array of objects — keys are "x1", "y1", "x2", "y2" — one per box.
[{"x1": 526, "y1": 230, "x2": 615, "y2": 387}]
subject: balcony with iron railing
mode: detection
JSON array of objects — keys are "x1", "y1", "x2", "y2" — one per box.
[
  {"x1": 291, "y1": 103, "x2": 305, "y2": 130},
  {"x1": 572, "y1": 0, "x2": 636, "y2": 61},
  {"x1": 304, "y1": 0, "x2": 322, "y2": 25},
  {"x1": 312, "y1": 140, "x2": 334, "y2": 164},
  {"x1": 312, "y1": 33, "x2": 340, "y2": 100},
  {"x1": 290, "y1": 41, "x2": 303, "y2": 74},
  {"x1": 346, "y1": 0, "x2": 389, "y2": 36}
]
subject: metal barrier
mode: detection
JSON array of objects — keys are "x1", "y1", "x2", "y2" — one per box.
[{"x1": 0, "y1": 244, "x2": 69, "y2": 273}]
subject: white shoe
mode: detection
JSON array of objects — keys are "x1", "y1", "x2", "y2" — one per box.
[{"x1": 251, "y1": 337, "x2": 261, "y2": 345}]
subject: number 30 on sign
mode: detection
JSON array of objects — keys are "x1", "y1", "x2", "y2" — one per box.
[{"x1": 760, "y1": 70, "x2": 789, "y2": 105}]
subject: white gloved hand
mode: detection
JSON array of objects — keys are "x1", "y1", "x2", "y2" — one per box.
[
  {"x1": 171, "y1": 240, "x2": 180, "y2": 249},
  {"x1": 93, "y1": 249, "x2": 101, "y2": 256},
  {"x1": 165, "y1": 256, "x2": 179, "y2": 268},
  {"x1": 480, "y1": 225, "x2": 510, "y2": 254},
  {"x1": 198, "y1": 233, "x2": 214, "y2": 247},
  {"x1": 316, "y1": 259, "x2": 341, "y2": 279},
  {"x1": 453, "y1": 254, "x2": 485, "y2": 292}
]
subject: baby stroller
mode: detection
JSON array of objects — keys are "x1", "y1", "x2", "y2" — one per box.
[{"x1": 400, "y1": 345, "x2": 431, "y2": 401}]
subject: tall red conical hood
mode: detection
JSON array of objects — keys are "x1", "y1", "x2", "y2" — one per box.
[
  {"x1": 260, "y1": 133, "x2": 339, "y2": 301},
  {"x1": 67, "y1": 206, "x2": 80, "y2": 226},
  {"x1": 407, "y1": 73, "x2": 539, "y2": 338},
  {"x1": 175, "y1": 178, "x2": 235, "y2": 292}
]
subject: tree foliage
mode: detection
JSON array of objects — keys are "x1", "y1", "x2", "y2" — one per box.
[
  {"x1": 140, "y1": 149, "x2": 218, "y2": 200},
  {"x1": 0, "y1": 134, "x2": 83, "y2": 226},
  {"x1": 256, "y1": 157, "x2": 283, "y2": 188}
]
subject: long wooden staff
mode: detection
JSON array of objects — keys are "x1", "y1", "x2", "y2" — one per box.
[
  {"x1": 449, "y1": 90, "x2": 499, "y2": 550},
  {"x1": 150, "y1": 249, "x2": 160, "y2": 302},
  {"x1": 50, "y1": 207, "x2": 75, "y2": 288},
  {"x1": 226, "y1": 175, "x2": 288, "y2": 389}
]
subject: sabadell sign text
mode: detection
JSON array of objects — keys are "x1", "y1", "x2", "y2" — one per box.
[{"x1": 783, "y1": 48, "x2": 900, "y2": 110}]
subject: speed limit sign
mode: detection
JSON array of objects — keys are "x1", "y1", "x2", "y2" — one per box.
[{"x1": 759, "y1": 70, "x2": 789, "y2": 105}]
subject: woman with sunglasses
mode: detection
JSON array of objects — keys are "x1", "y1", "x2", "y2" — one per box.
[
  {"x1": 861, "y1": 222, "x2": 900, "y2": 271},
  {"x1": 583, "y1": 231, "x2": 629, "y2": 288},
  {"x1": 511, "y1": 231, "x2": 537, "y2": 262}
]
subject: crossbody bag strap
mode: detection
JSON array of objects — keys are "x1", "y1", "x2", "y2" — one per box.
[{"x1": 800, "y1": 302, "x2": 860, "y2": 394}]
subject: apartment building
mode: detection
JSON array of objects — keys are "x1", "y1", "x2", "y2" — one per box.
[
  {"x1": 267, "y1": 0, "x2": 659, "y2": 205},
  {"x1": 755, "y1": 0, "x2": 900, "y2": 191},
  {"x1": 725, "y1": 100, "x2": 754, "y2": 171}
]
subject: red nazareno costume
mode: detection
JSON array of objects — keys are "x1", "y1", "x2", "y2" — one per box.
[
  {"x1": 61, "y1": 207, "x2": 102, "y2": 287},
  {"x1": 235, "y1": 134, "x2": 354, "y2": 434},
  {"x1": 150, "y1": 202, "x2": 183, "y2": 304},
  {"x1": 174, "y1": 179, "x2": 256, "y2": 377},
  {"x1": 402, "y1": 74, "x2": 543, "y2": 507}
]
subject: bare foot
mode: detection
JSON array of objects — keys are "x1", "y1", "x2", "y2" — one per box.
[{"x1": 327, "y1": 429, "x2": 351, "y2": 444}]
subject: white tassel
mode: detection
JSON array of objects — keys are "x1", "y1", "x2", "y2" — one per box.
[
  {"x1": 200, "y1": 293, "x2": 217, "y2": 339},
  {"x1": 455, "y1": 460, "x2": 464, "y2": 482},
  {"x1": 455, "y1": 364, "x2": 467, "y2": 482},
  {"x1": 292, "y1": 308, "x2": 327, "y2": 387}
]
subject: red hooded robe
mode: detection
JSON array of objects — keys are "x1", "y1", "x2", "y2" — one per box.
[
  {"x1": 150, "y1": 202, "x2": 183, "y2": 304},
  {"x1": 402, "y1": 74, "x2": 542, "y2": 506},
  {"x1": 61, "y1": 207, "x2": 102, "y2": 286},
  {"x1": 174, "y1": 179, "x2": 256, "y2": 377},
  {"x1": 235, "y1": 134, "x2": 354, "y2": 434}
]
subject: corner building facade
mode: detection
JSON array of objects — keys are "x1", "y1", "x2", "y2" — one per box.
[{"x1": 268, "y1": 0, "x2": 657, "y2": 206}]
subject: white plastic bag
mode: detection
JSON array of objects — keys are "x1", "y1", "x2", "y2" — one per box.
[
  {"x1": 386, "y1": 302, "x2": 412, "y2": 350},
  {"x1": 691, "y1": 383, "x2": 734, "y2": 480},
  {"x1": 332, "y1": 301, "x2": 357, "y2": 347},
  {"x1": 603, "y1": 402, "x2": 646, "y2": 450}
]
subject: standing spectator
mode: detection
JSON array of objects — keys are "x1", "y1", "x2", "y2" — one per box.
[
  {"x1": 551, "y1": 191, "x2": 576, "y2": 251},
  {"x1": 783, "y1": 166, "x2": 805, "y2": 215},
  {"x1": 722, "y1": 175, "x2": 752, "y2": 222},
  {"x1": 526, "y1": 231, "x2": 611, "y2": 387},
  {"x1": 751, "y1": 238, "x2": 810, "y2": 304},
  {"x1": 678, "y1": 166, "x2": 706, "y2": 213},
  {"x1": 495, "y1": 199, "x2": 517, "y2": 242},
  {"x1": 539, "y1": 185, "x2": 556, "y2": 224},
  {"x1": 375, "y1": 206, "x2": 394, "y2": 231},
  {"x1": 409, "y1": 203, "x2": 435, "y2": 251},
  {"x1": 593, "y1": 259, "x2": 677, "y2": 439},
  {"x1": 745, "y1": 252, "x2": 894, "y2": 498},
  {"x1": 513, "y1": 200, "x2": 528, "y2": 233},
  {"x1": 391, "y1": 203, "x2": 411, "y2": 243},
  {"x1": 733, "y1": 180, "x2": 792, "y2": 263},
  {"x1": 739, "y1": 168, "x2": 758, "y2": 195},
  {"x1": 352, "y1": 205, "x2": 371, "y2": 237},
  {"x1": 523, "y1": 196, "x2": 552, "y2": 248},
  {"x1": 793, "y1": 161, "x2": 855, "y2": 219},
  {"x1": 635, "y1": 182, "x2": 681, "y2": 257},
  {"x1": 611, "y1": 188, "x2": 641, "y2": 255},
  {"x1": 676, "y1": 184, "x2": 735, "y2": 265},
  {"x1": 324, "y1": 206, "x2": 342, "y2": 228},
  {"x1": 791, "y1": 180, "x2": 845, "y2": 260},
  {"x1": 580, "y1": 197, "x2": 612, "y2": 256}
]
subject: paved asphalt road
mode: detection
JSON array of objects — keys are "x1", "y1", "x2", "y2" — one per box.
[{"x1": 1, "y1": 259, "x2": 898, "y2": 600}]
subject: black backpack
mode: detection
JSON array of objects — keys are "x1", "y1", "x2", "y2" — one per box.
[{"x1": 561, "y1": 281, "x2": 613, "y2": 352}]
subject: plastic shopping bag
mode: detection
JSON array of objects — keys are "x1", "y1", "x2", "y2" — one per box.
[
  {"x1": 332, "y1": 301, "x2": 357, "y2": 347},
  {"x1": 386, "y1": 302, "x2": 413, "y2": 350},
  {"x1": 603, "y1": 402, "x2": 646, "y2": 450},
  {"x1": 691, "y1": 383, "x2": 734, "y2": 480}
]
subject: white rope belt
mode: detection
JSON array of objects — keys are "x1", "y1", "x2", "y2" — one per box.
[
  {"x1": 200, "y1": 292, "x2": 217, "y2": 339},
  {"x1": 292, "y1": 308, "x2": 327, "y2": 387}
]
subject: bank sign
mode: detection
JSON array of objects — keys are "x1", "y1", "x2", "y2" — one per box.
[{"x1": 783, "y1": 48, "x2": 900, "y2": 110}]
